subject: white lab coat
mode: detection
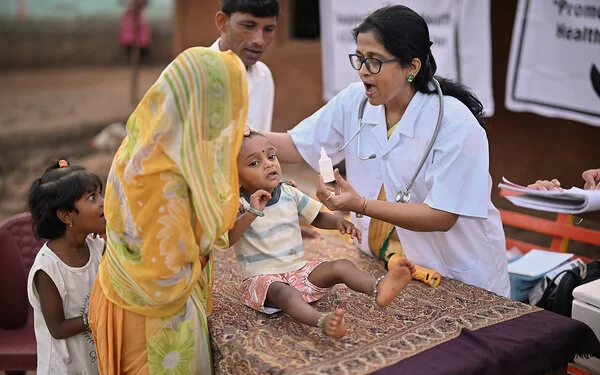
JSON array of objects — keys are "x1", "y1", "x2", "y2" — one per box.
[{"x1": 289, "y1": 82, "x2": 510, "y2": 297}]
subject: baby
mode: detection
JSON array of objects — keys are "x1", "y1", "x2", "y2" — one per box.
[{"x1": 228, "y1": 131, "x2": 415, "y2": 338}]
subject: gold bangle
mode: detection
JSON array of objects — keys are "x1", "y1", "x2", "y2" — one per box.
[
  {"x1": 82, "y1": 313, "x2": 90, "y2": 332},
  {"x1": 356, "y1": 196, "x2": 368, "y2": 218}
]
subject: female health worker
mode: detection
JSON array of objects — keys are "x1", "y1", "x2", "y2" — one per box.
[{"x1": 260, "y1": 5, "x2": 510, "y2": 297}]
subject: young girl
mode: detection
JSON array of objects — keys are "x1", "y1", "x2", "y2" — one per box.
[
  {"x1": 27, "y1": 160, "x2": 105, "y2": 374},
  {"x1": 229, "y1": 132, "x2": 416, "y2": 339}
]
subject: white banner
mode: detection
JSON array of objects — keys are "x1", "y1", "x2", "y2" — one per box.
[
  {"x1": 506, "y1": 0, "x2": 600, "y2": 127},
  {"x1": 319, "y1": 0, "x2": 495, "y2": 116}
]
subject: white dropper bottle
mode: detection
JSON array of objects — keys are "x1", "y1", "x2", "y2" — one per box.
[{"x1": 318, "y1": 147, "x2": 335, "y2": 184}]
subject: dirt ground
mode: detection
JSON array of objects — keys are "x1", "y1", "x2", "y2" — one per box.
[
  {"x1": 0, "y1": 65, "x2": 318, "y2": 221},
  {"x1": 0, "y1": 66, "x2": 157, "y2": 220},
  {"x1": 0, "y1": 67, "x2": 166, "y2": 137}
]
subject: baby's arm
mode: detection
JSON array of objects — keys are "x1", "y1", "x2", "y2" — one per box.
[
  {"x1": 228, "y1": 189, "x2": 271, "y2": 246},
  {"x1": 34, "y1": 270, "x2": 87, "y2": 339},
  {"x1": 311, "y1": 212, "x2": 362, "y2": 243},
  {"x1": 229, "y1": 212, "x2": 260, "y2": 246}
]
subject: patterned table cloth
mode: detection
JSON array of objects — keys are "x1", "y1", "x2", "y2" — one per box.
[{"x1": 209, "y1": 234, "x2": 539, "y2": 374}]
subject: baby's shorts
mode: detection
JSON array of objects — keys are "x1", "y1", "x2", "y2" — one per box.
[{"x1": 241, "y1": 261, "x2": 330, "y2": 314}]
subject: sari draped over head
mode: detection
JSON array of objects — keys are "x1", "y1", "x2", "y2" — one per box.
[{"x1": 94, "y1": 47, "x2": 247, "y2": 374}]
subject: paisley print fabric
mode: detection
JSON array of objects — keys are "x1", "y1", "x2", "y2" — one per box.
[{"x1": 209, "y1": 234, "x2": 539, "y2": 375}]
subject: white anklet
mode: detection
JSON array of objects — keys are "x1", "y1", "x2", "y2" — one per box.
[
  {"x1": 317, "y1": 313, "x2": 327, "y2": 337},
  {"x1": 372, "y1": 275, "x2": 385, "y2": 304}
]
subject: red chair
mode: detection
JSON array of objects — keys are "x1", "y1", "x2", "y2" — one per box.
[
  {"x1": 0, "y1": 213, "x2": 44, "y2": 374},
  {"x1": 499, "y1": 209, "x2": 600, "y2": 263}
]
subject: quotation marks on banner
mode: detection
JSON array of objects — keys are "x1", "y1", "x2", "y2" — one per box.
[{"x1": 592, "y1": 64, "x2": 600, "y2": 100}]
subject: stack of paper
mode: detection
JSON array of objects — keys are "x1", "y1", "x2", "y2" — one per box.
[
  {"x1": 507, "y1": 249, "x2": 576, "y2": 301},
  {"x1": 499, "y1": 177, "x2": 600, "y2": 214},
  {"x1": 507, "y1": 249, "x2": 574, "y2": 278}
]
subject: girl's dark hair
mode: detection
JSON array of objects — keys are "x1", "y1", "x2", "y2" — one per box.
[
  {"x1": 221, "y1": 0, "x2": 279, "y2": 18},
  {"x1": 28, "y1": 160, "x2": 103, "y2": 240},
  {"x1": 353, "y1": 5, "x2": 486, "y2": 129}
]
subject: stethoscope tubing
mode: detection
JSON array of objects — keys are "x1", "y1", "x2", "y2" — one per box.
[{"x1": 335, "y1": 77, "x2": 445, "y2": 203}]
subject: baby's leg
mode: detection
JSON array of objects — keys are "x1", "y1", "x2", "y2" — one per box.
[
  {"x1": 375, "y1": 258, "x2": 414, "y2": 307},
  {"x1": 265, "y1": 282, "x2": 346, "y2": 338},
  {"x1": 308, "y1": 259, "x2": 376, "y2": 293},
  {"x1": 308, "y1": 259, "x2": 414, "y2": 307}
]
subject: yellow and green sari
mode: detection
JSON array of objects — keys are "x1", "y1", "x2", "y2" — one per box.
[{"x1": 89, "y1": 47, "x2": 247, "y2": 374}]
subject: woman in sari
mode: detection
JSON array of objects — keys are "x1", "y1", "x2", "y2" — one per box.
[{"x1": 88, "y1": 47, "x2": 248, "y2": 374}]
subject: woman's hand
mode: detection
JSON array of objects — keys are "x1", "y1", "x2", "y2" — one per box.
[
  {"x1": 336, "y1": 218, "x2": 362, "y2": 243},
  {"x1": 527, "y1": 179, "x2": 563, "y2": 191},
  {"x1": 249, "y1": 189, "x2": 271, "y2": 212},
  {"x1": 582, "y1": 169, "x2": 600, "y2": 190},
  {"x1": 527, "y1": 169, "x2": 600, "y2": 191},
  {"x1": 316, "y1": 169, "x2": 363, "y2": 213}
]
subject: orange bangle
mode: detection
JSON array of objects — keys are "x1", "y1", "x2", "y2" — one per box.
[{"x1": 356, "y1": 196, "x2": 368, "y2": 218}]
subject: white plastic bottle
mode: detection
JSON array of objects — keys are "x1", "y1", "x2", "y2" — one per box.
[{"x1": 318, "y1": 147, "x2": 335, "y2": 183}]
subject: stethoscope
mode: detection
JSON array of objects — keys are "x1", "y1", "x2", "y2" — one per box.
[{"x1": 335, "y1": 77, "x2": 444, "y2": 203}]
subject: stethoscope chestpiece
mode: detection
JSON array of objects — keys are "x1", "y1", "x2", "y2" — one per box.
[{"x1": 396, "y1": 190, "x2": 411, "y2": 203}]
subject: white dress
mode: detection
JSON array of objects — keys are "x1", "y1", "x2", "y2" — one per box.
[{"x1": 27, "y1": 235, "x2": 104, "y2": 375}]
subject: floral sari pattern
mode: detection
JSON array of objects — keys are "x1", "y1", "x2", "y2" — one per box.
[{"x1": 97, "y1": 47, "x2": 248, "y2": 374}]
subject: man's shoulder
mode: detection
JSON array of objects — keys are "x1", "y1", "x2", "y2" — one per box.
[
  {"x1": 208, "y1": 38, "x2": 220, "y2": 51},
  {"x1": 254, "y1": 60, "x2": 272, "y2": 71},
  {"x1": 249, "y1": 61, "x2": 273, "y2": 80}
]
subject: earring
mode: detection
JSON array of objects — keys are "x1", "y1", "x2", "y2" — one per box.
[
  {"x1": 69, "y1": 222, "x2": 73, "y2": 229},
  {"x1": 407, "y1": 74, "x2": 415, "y2": 83}
]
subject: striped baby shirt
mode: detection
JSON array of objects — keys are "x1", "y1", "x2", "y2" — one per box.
[{"x1": 236, "y1": 183, "x2": 323, "y2": 279}]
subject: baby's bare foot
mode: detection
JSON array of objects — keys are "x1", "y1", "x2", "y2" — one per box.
[
  {"x1": 320, "y1": 308, "x2": 347, "y2": 339},
  {"x1": 375, "y1": 259, "x2": 414, "y2": 307}
]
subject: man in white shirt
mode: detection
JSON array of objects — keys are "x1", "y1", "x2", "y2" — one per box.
[
  {"x1": 214, "y1": 0, "x2": 318, "y2": 238},
  {"x1": 211, "y1": 0, "x2": 278, "y2": 133}
]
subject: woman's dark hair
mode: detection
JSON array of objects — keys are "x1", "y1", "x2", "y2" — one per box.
[
  {"x1": 221, "y1": 0, "x2": 279, "y2": 18},
  {"x1": 28, "y1": 160, "x2": 103, "y2": 240},
  {"x1": 352, "y1": 5, "x2": 486, "y2": 129}
]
